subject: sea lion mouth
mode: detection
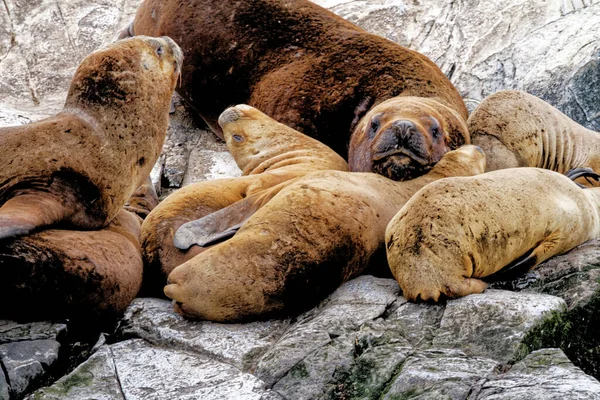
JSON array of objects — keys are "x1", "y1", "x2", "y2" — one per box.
[
  {"x1": 372, "y1": 152, "x2": 433, "y2": 181},
  {"x1": 372, "y1": 148, "x2": 429, "y2": 165}
]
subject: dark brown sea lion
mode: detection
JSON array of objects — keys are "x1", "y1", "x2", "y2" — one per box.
[
  {"x1": 163, "y1": 145, "x2": 485, "y2": 322},
  {"x1": 140, "y1": 104, "x2": 348, "y2": 294},
  {"x1": 386, "y1": 167, "x2": 600, "y2": 302},
  {"x1": 0, "y1": 36, "x2": 182, "y2": 241},
  {"x1": 122, "y1": 0, "x2": 469, "y2": 180},
  {"x1": 469, "y1": 90, "x2": 600, "y2": 179},
  {"x1": 0, "y1": 179, "x2": 159, "y2": 324}
]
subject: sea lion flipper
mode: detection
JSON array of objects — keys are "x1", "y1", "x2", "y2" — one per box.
[
  {"x1": 173, "y1": 197, "x2": 260, "y2": 250},
  {"x1": 482, "y1": 247, "x2": 539, "y2": 283},
  {"x1": 565, "y1": 167, "x2": 600, "y2": 188}
]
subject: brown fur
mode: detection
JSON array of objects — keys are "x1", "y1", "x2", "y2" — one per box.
[
  {"x1": 124, "y1": 0, "x2": 468, "y2": 180},
  {"x1": 140, "y1": 105, "x2": 348, "y2": 294},
  {"x1": 163, "y1": 146, "x2": 485, "y2": 322},
  {"x1": 0, "y1": 179, "x2": 159, "y2": 324},
  {"x1": 0, "y1": 36, "x2": 182, "y2": 241},
  {"x1": 469, "y1": 90, "x2": 600, "y2": 180},
  {"x1": 386, "y1": 168, "x2": 600, "y2": 302}
]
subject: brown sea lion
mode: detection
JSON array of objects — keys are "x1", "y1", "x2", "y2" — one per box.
[
  {"x1": 469, "y1": 90, "x2": 600, "y2": 178},
  {"x1": 0, "y1": 179, "x2": 159, "y2": 324},
  {"x1": 163, "y1": 145, "x2": 485, "y2": 322},
  {"x1": 385, "y1": 167, "x2": 600, "y2": 302},
  {"x1": 0, "y1": 36, "x2": 182, "y2": 241},
  {"x1": 140, "y1": 104, "x2": 348, "y2": 294},
  {"x1": 122, "y1": 0, "x2": 469, "y2": 181}
]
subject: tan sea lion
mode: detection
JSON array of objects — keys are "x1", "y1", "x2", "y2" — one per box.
[
  {"x1": 164, "y1": 145, "x2": 485, "y2": 322},
  {"x1": 0, "y1": 36, "x2": 182, "y2": 241},
  {"x1": 0, "y1": 179, "x2": 159, "y2": 324},
  {"x1": 140, "y1": 104, "x2": 348, "y2": 294},
  {"x1": 122, "y1": 0, "x2": 469, "y2": 181},
  {"x1": 469, "y1": 90, "x2": 600, "y2": 178},
  {"x1": 385, "y1": 167, "x2": 600, "y2": 302}
]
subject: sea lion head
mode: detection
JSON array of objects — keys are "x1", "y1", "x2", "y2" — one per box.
[
  {"x1": 218, "y1": 104, "x2": 343, "y2": 174},
  {"x1": 349, "y1": 97, "x2": 470, "y2": 181},
  {"x1": 64, "y1": 36, "x2": 183, "y2": 112}
]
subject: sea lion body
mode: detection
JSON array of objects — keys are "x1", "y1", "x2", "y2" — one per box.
[
  {"x1": 469, "y1": 90, "x2": 600, "y2": 176},
  {"x1": 125, "y1": 0, "x2": 468, "y2": 180},
  {"x1": 0, "y1": 179, "x2": 159, "y2": 324},
  {"x1": 0, "y1": 36, "x2": 182, "y2": 240},
  {"x1": 164, "y1": 145, "x2": 485, "y2": 321},
  {"x1": 386, "y1": 168, "x2": 600, "y2": 302},
  {"x1": 140, "y1": 105, "x2": 348, "y2": 293}
]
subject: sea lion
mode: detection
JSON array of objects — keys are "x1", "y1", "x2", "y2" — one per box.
[
  {"x1": 122, "y1": 0, "x2": 469, "y2": 181},
  {"x1": 0, "y1": 36, "x2": 182, "y2": 241},
  {"x1": 164, "y1": 145, "x2": 485, "y2": 322},
  {"x1": 140, "y1": 104, "x2": 348, "y2": 294},
  {"x1": 469, "y1": 90, "x2": 600, "y2": 178},
  {"x1": 0, "y1": 179, "x2": 159, "y2": 324},
  {"x1": 385, "y1": 167, "x2": 600, "y2": 302}
]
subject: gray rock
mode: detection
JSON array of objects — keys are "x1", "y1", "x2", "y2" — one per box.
[
  {"x1": 25, "y1": 346, "x2": 124, "y2": 400},
  {"x1": 0, "y1": 322, "x2": 67, "y2": 345},
  {"x1": 474, "y1": 348, "x2": 600, "y2": 400},
  {"x1": 1, "y1": 372, "x2": 9, "y2": 400},
  {"x1": 433, "y1": 289, "x2": 566, "y2": 363},
  {"x1": 0, "y1": 340, "x2": 60, "y2": 399},
  {"x1": 314, "y1": 0, "x2": 600, "y2": 130},
  {"x1": 30, "y1": 340, "x2": 272, "y2": 400},
  {"x1": 119, "y1": 298, "x2": 290, "y2": 370}
]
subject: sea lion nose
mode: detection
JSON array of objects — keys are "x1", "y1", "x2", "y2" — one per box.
[
  {"x1": 391, "y1": 120, "x2": 417, "y2": 138},
  {"x1": 218, "y1": 107, "x2": 244, "y2": 127},
  {"x1": 159, "y1": 36, "x2": 184, "y2": 72}
]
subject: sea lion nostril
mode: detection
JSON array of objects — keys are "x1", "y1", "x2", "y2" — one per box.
[
  {"x1": 392, "y1": 120, "x2": 417, "y2": 132},
  {"x1": 218, "y1": 108, "x2": 243, "y2": 126}
]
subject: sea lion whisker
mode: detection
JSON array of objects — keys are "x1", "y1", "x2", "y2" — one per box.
[{"x1": 373, "y1": 148, "x2": 428, "y2": 164}]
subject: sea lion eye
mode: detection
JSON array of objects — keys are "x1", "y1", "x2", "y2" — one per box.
[
  {"x1": 232, "y1": 134, "x2": 244, "y2": 142},
  {"x1": 367, "y1": 114, "x2": 382, "y2": 139},
  {"x1": 431, "y1": 127, "x2": 441, "y2": 138},
  {"x1": 156, "y1": 46, "x2": 164, "y2": 56}
]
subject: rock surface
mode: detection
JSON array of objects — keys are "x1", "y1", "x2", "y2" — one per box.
[{"x1": 27, "y1": 276, "x2": 600, "y2": 400}]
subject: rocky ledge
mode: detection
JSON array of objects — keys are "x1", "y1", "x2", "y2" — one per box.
[{"x1": 1, "y1": 240, "x2": 597, "y2": 399}]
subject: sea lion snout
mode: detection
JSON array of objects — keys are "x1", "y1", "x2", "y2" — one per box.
[{"x1": 218, "y1": 107, "x2": 245, "y2": 126}]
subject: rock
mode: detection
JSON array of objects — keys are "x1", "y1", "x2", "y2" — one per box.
[
  {"x1": 1, "y1": 372, "x2": 9, "y2": 400},
  {"x1": 432, "y1": 290, "x2": 567, "y2": 363},
  {"x1": 313, "y1": 0, "x2": 600, "y2": 130},
  {"x1": 0, "y1": 322, "x2": 67, "y2": 345},
  {"x1": 0, "y1": 340, "x2": 60, "y2": 399},
  {"x1": 118, "y1": 297, "x2": 290, "y2": 370},
  {"x1": 473, "y1": 348, "x2": 600, "y2": 399},
  {"x1": 493, "y1": 239, "x2": 600, "y2": 381}
]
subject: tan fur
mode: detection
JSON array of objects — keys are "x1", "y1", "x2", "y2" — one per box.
[
  {"x1": 140, "y1": 105, "x2": 348, "y2": 294},
  {"x1": 469, "y1": 90, "x2": 600, "y2": 177},
  {"x1": 124, "y1": 0, "x2": 467, "y2": 180},
  {"x1": 0, "y1": 36, "x2": 181, "y2": 241},
  {"x1": 386, "y1": 168, "x2": 600, "y2": 302},
  {"x1": 163, "y1": 146, "x2": 485, "y2": 322},
  {"x1": 0, "y1": 179, "x2": 159, "y2": 324}
]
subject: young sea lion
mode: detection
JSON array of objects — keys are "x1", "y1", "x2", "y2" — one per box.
[
  {"x1": 386, "y1": 167, "x2": 600, "y2": 302},
  {"x1": 122, "y1": 0, "x2": 469, "y2": 181},
  {"x1": 469, "y1": 90, "x2": 600, "y2": 178},
  {"x1": 0, "y1": 36, "x2": 182, "y2": 241},
  {"x1": 0, "y1": 179, "x2": 159, "y2": 324},
  {"x1": 164, "y1": 145, "x2": 485, "y2": 322},
  {"x1": 140, "y1": 105, "x2": 348, "y2": 294}
]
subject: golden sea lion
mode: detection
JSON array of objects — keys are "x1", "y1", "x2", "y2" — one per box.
[
  {"x1": 163, "y1": 145, "x2": 485, "y2": 322},
  {"x1": 140, "y1": 104, "x2": 348, "y2": 294},
  {"x1": 122, "y1": 0, "x2": 468, "y2": 181},
  {"x1": 0, "y1": 178, "x2": 159, "y2": 324},
  {"x1": 469, "y1": 90, "x2": 600, "y2": 179},
  {"x1": 385, "y1": 167, "x2": 600, "y2": 302},
  {"x1": 0, "y1": 36, "x2": 182, "y2": 241}
]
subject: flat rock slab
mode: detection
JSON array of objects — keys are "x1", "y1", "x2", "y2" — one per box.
[{"x1": 0, "y1": 322, "x2": 66, "y2": 345}]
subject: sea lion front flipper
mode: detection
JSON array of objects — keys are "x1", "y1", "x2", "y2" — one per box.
[
  {"x1": 173, "y1": 197, "x2": 259, "y2": 250},
  {"x1": 0, "y1": 194, "x2": 74, "y2": 241},
  {"x1": 565, "y1": 167, "x2": 600, "y2": 188}
]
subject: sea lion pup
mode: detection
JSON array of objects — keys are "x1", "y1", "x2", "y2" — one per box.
[
  {"x1": 385, "y1": 167, "x2": 600, "y2": 303},
  {"x1": 164, "y1": 145, "x2": 485, "y2": 322},
  {"x1": 122, "y1": 0, "x2": 469, "y2": 180},
  {"x1": 140, "y1": 104, "x2": 348, "y2": 294},
  {"x1": 0, "y1": 179, "x2": 159, "y2": 324},
  {"x1": 0, "y1": 36, "x2": 182, "y2": 241},
  {"x1": 469, "y1": 90, "x2": 600, "y2": 178}
]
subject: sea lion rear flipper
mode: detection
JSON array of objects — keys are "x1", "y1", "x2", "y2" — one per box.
[
  {"x1": 0, "y1": 194, "x2": 74, "y2": 241},
  {"x1": 565, "y1": 167, "x2": 600, "y2": 188}
]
